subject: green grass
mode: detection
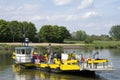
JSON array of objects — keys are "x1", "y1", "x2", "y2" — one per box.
[
  {"x1": 64, "y1": 40, "x2": 84, "y2": 44},
  {"x1": 64, "y1": 40, "x2": 120, "y2": 49},
  {"x1": 0, "y1": 41, "x2": 120, "y2": 50},
  {"x1": 0, "y1": 44, "x2": 13, "y2": 51},
  {"x1": 92, "y1": 41, "x2": 120, "y2": 48}
]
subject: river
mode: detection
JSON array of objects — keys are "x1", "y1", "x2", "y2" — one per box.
[{"x1": 0, "y1": 49, "x2": 120, "y2": 80}]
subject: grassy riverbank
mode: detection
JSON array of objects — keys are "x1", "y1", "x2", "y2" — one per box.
[
  {"x1": 64, "y1": 40, "x2": 120, "y2": 49},
  {"x1": 92, "y1": 41, "x2": 120, "y2": 49},
  {"x1": 0, "y1": 41, "x2": 120, "y2": 50}
]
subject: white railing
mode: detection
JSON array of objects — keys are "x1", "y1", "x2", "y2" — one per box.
[
  {"x1": 79, "y1": 62, "x2": 114, "y2": 71},
  {"x1": 16, "y1": 55, "x2": 32, "y2": 63}
]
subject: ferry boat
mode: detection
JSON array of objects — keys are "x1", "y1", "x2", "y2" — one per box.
[
  {"x1": 12, "y1": 37, "x2": 115, "y2": 73},
  {"x1": 12, "y1": 43, "x2": 115, "y2": 73}
]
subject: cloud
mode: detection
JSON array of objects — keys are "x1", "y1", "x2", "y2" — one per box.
[
  {"x1": 46, "y1": 15, "x2": 66, "y2": 21},
  {"x1": 0, "y1": 3, "x2": 42, "y2": 19},
  {"x1": 78, "y1": 0, "x2": 94, "y2": 9},
  {"x1": 65, "y1": 15, "x2": 77, "y2": 21},
  {"x1": 17, "y1": 4, "x2": 41, "y2": 12},
  {"x1": 0, "y1": 3, "x2": 41, "y2": 13},
  {"x1": 30, "y1": 16, "x2": 44, "y2": 21},
  {"x1": 40, "y1": 11, "x2": 99, "y2": 22},
  {"x1": 117, "y1": 6, "x2": 120, "y2": 10},
  {"x1": 52, "y1": 0, "x2": 73, "y2": 6},
  {"x1": 0, "y1": 3, "x2": 43, "y2": 22},
  {"x1": 82, "y1": 11, "x2": 98, "y2": 18},
  {"x1": 44, "y1": 14, "x2": 81, "y2": 22}
]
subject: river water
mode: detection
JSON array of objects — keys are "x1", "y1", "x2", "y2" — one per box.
[{"x1": 0, "y1": 49, "x2": 120, "y2": 80}]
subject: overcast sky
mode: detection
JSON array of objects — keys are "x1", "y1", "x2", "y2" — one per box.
[{"x1": 0, "y1": 0, "x2": 120, "y2": 35}]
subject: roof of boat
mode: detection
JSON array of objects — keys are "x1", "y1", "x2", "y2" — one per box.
[{"x1": 14, "y1": 47, "x2": 33, "y2": 50}]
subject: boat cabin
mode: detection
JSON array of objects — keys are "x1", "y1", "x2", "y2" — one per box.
[{"x1": 14, "y1": 47, "x2": 34, "y2": 63}]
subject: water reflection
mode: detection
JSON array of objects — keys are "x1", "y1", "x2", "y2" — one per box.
[
  {"x1": 12, "y1": 64, "x2": 102, "y2": 80},
  {"x1": 109, "y1": 49, "x2": 120, "y2": 57},
  {"x1": 0, "y1": 52, "x2": 12, "y2": 71}
]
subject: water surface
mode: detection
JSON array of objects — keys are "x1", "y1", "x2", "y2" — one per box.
[{"x1": 0, "y1": 49, "x2": 120, "y2": 80}]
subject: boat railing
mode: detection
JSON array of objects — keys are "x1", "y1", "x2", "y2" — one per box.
[
  {"x1": 16, "y1": 56, "x2": 32, "y2": 63},
  {"x1": 79, "y1": 61, "x2": 114, "y2": 71}
]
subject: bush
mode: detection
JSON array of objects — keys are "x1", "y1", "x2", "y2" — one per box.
[{"x1": 84, "y1": 36, "x2": 93, "y2": 43}]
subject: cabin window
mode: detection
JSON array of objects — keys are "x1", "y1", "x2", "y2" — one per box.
[
  {"x1": 16, "y1": 50, "x2": 21, "y2": 54},
  {"x1": 21, "y1": 49, "x2": 25, "y2": 54},
  {"x1": 26, "y1": 49, "x2": 31, "y2": 54}
]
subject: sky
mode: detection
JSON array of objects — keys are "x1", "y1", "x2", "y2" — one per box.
[{"x1": 0, "y1": 0, "x2": 120, "y2": 35}]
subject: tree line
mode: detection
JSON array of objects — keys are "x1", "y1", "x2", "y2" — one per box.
[
  {"x1": 0, "y1": 20, "x2": 37, "y2": 42},
  {"x1": 0, "y1": 19, "x2": 120, "y2": 43},
  {"x1": 0, "y1": 19, "x2": 70, "y2": 43},
  {"x1": 71, "y1": 25, "x2": 120, "y2": 43}
]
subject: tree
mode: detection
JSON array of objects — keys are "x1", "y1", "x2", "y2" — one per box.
[
  {"x1": 0, "y1": 19, "x2": 37, "y2": 42},
  {"x1": 91, "y1": 35, "x2": 110, "y2": 41},
  {"x1": 71, "y1": 32, "x2": 76, "y2": 40},
  {"x1": 7, "y1": 20, "x2": 23, "y2": 42},
  {"x1": 58, "y1": 26, "x2": 71, "y2": 42},
  {"x1": 71, "y1": 30, "x2": 87, "y2": 41},
  {"x1": 22, "y1": 21, "x2": 37, "y2": 42},
  {"x1": 38, "y1": 25, "x2": 71, "y2": 43},
  {"x1": 84, "y1": 35, "x2": 93, "y2": 43},
  {"x1": 109, "y1": 25, "x2": 120, "y2": 40},
  {"x1": 39, "y1": 25, "x2": 53, "y2": 42},
  {"x1": 0, "y1": 19, "x2": 10, "y2": 42}
]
